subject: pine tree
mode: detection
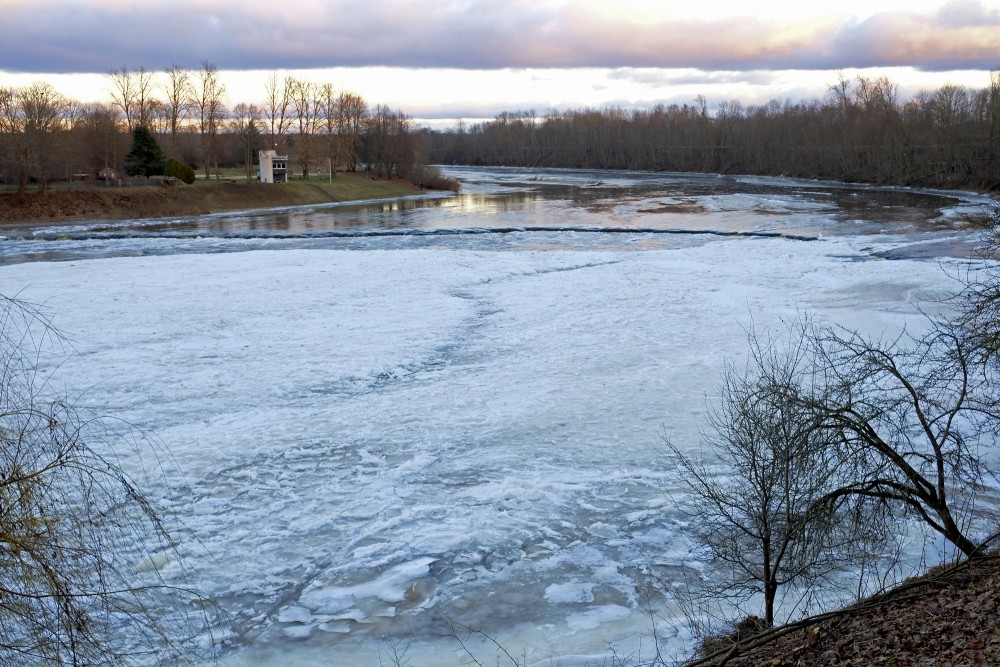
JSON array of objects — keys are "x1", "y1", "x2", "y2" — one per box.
[{"x1": 125, "y1": 124, "x2": 165, "y2": 177}]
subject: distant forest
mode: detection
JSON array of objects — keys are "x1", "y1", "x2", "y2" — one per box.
[
  {"x1": 4, "y1": 68, "x2": 1000, "y2": 194},
  {"x1": 424, "y1": 73, "x2": 1000, "y2": 191}
]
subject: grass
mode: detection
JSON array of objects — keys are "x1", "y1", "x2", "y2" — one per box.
[
  {"x1": 186, "y1": 171, "x2": 427, "y2": 204},
  {"x1": 0, "y1": 171, "x2": 433, "y2": 224}
]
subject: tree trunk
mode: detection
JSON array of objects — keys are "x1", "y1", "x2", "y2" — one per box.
[
  {"x1": 938, "y1": 505, "x2": 981, "y2": 558},
  {"x1": 764, "y1": 580, "x2": 777, "y2": 628}
]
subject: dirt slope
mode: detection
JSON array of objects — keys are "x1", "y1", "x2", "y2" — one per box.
[{"x1": 695, "y1": 555, "x2": 999, "y2": 666}]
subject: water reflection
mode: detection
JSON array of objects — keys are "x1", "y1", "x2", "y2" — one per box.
[{"x1": 1, "y1": 166, "x2": 992, "y2": 262}]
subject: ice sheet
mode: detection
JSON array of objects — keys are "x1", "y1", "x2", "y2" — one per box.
[{"x1": 0, "y1": 228, "x2": 971, "y2": 665}]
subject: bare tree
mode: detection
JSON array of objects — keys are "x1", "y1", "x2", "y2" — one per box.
[
  {"x1": 263, "y1": 72, "x2": 292, "y2": 153},
  {"x1": 289, "y1": 77, "x2": 320, "y2": 179},
  {"x1": 107, "y1": 67, "x2": 156, "y2": 132},
  {"x1": 107, "y1": 68, "x2": 136, "y2": 132},
  {"x1": 337, "y1": 91, "x2": 368, "y2": 172},
  {"x1": 955, "y1": 207, "x2": 1000, "y2": 366},
  {"x1": 668, "y1": 300, "x2": 1000, "y2": 646},
  {"x1": 162, "y1": 65, "x2": 193, "y2": 158},
  {"x1": 4, "y1": 82, "x2": 69, "y2": 193},
  {"x1": 193, "y1": 61, "x2": 226, "y2": 180},
  {"x1": 0, "y1": 86, "x2": 29, "y2": 193},
  {"x1": 230, "y1": 102, "x2": 262, "y2": 181},
  {"x1": 664, "y1": 330, "x2": 882, "y2": 628},
  {"x1": 132, "y1": 67, "x2": 158, "y2": 130},
  {"x1": 807, "y1": 321, "x2": 998, "y2": 559},
  {"x1": 425, "y1": 70, "x2": 1000, "y2": 188},
  {"x1": 366, "y1": 105, "x2": 414, "y2": 178},
  {"x1": 318, "y1": 82, "x2": 337, "y2": 178},
  {"x1": 24, "y1": 84, "x2": 70, "y2": 191},
  {"x1": 70, "y1": 102, "x2": 123, "y2": 176},
  {"x1": 987, "y1": 70, "x2": 1000, "y2": 181},
  {"x1": 0, "y1": 296, "x2": 212, "y2": 664}
]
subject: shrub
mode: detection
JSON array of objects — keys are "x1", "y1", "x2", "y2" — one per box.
[
  {"x1": 165, "y1": 158, "x2": 196, "y2": 184},
  {"x1": 406, "y1": 164, "x2": 460, "y2": 192},
  {"x1": 0, "y1": 295, "x2": 212, "y2": 664}
]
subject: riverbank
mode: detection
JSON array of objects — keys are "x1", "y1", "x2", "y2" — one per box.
[
  {"x1": 696, "y1": 552, "x2": 999, "y2": 666},
  {"x1": 0, "y1": 172, "x2": 428, "y2": 225}
]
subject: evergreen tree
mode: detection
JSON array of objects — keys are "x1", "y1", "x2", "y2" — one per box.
[{"x1": 125, "y1": 124, "x2": 165, "y2": 177}]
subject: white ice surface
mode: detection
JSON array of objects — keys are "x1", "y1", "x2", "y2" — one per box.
[{"x1": 0, "y1": 231, "x2": 973, "y2": 665}]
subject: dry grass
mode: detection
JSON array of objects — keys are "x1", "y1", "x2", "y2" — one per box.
[{"x1": 0, "y1": 172, "x2": 427, "y2": 225}]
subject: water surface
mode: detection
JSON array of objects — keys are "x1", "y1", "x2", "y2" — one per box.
[
  {"x1": 2, "y1": 167, "x2": 991, "y2": 265},
  {"x1": 0, "y1": 168, "x2": 995, "y2": 666}
]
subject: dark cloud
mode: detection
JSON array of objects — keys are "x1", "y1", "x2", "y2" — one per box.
[{"x1": 1, "y1": 1, "x2": 998, "y2": 74}]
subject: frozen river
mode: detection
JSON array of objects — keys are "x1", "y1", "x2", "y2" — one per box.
[{"x1": 0, "y1": 168, "x2": 995, "y2": 665}]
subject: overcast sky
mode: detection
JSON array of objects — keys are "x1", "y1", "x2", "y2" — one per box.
[{"x1": 2, "y1": 0, "x2": 999, "y2": 126}]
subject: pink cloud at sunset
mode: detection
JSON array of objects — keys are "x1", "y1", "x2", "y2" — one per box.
[
  {"x1": 1, "y1": 0, "x2": 997, "y2": 73},
  {"x1": 1, "y1": 1, "x2": 997, "y2": 123}
]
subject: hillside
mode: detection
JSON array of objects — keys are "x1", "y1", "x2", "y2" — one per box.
[
  {"x1": 0, "y1": 173, "x2": 425, "y2": 225},
  {"x1": 693, "y1": 554, "x2": 999, "y2": 666}
]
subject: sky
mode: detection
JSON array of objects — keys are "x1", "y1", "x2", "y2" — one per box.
[{"x1": 1, "y1": 0, "x2": 999, "y2": 128}]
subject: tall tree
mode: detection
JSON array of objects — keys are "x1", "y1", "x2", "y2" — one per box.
[
  {"x1": 73, "y1": 102, "x2": 123, "y2": 175},
  {"x1": 263, "y1": 71, "x2": 292, "y2": 153},
  {"x1": 987, "y1": 70, "x2": 1000, "y2": 183},
  {"x1": 289, "y1": 77, "x2": 320, "y2": 179},
  {"x1": 193, "y1": 61, "x2": 226, "y2": 180},
  {"x1": 107, "y1": 66, "x2": 156, "y2": 131},
  {"x1": 337, "y1": 91, "x2": 368, "y2": 172},
  {"x1": 0, "y1": 86, "x2": 29, "y2": 193},
  {"x1": 17, "y1": 82, "x2": 69, "y2": 193},
  {"x1": 162, "y1": 64, "x2": 193, "y2": 158},
  {"x1": 318, "y1": 82, "x2": 338, "y2": 177},
  {"x1": 231, "y1": 102, "x2": 262, "y2": 181},
  {"x1": 366, "y1": 105, "x2": 417, "y2": 179}
]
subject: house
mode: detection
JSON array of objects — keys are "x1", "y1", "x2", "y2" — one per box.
[{"x1": 258, "y1": 149, "x2": 288, "y2": 183}]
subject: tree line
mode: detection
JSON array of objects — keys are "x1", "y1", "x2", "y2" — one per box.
[
  {"x1": 425, "y1": 72, "x2": 1000, "y2": 191},
  {"x1": 0, "y1": 63, "x2": 430, "y2": 194}
]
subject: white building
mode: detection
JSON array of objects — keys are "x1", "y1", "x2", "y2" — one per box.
[{"x1": 258, "y1": 150, "x2": 288, "y2": 183}]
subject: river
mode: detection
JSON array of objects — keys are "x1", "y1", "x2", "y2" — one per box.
[{"x1": 0, "y1": 167, "x2": 995, "y2": 666}]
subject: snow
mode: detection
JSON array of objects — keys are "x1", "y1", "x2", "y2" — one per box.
[
  {"x1": 0, "y1": 167, "x2": 986, "y2": 666},
  {"x1": 566, "y1": 605, "x2": 631, "y2": 631}
]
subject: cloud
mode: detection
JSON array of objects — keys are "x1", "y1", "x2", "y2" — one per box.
[
  {"x1": 936, "y1": 0, "x2": 1000, "y2": 27},
  {"x1": 828, "y1": 3, "x2": 1000, "y2": 71},
  {"x1": 0, "y1": 1, "x2": 998, "y2": 74},
  {"x1": 609, "y1": 69, "x2": 777, "y2": 87}
]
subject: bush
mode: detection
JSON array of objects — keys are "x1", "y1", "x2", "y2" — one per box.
[
  {"x1": 165, "y1": 158, "x2": 196, "y2": 184},
  {"x1": 406, "y1": 164, "x2": 460, "y2": 192},
  {"x1": 0, "y1": 295, "x2": 211, "y2": 664}
]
